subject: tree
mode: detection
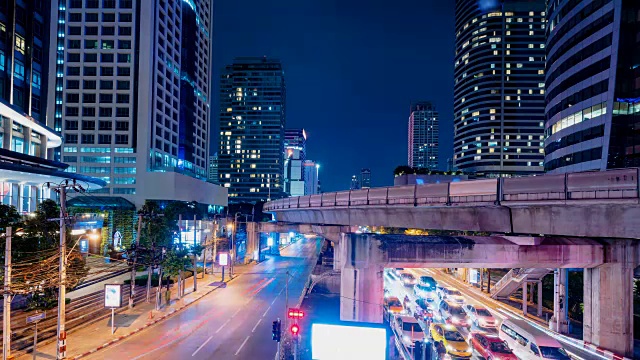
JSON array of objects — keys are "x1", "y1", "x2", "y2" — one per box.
[
  {"x1": 393, "y1": 165, "x2": 415, "y2": 176},
  {"x1": 0, "y1": 204, "x2": 22, "y2": 233}
]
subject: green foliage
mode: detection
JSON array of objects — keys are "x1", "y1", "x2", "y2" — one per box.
[
  {"x1": 162, "y1": 248, "x2": 191, "y2": 278},
  {"x1": 0, "y1": 204, "x2": 22, "y2": 233},
  {"x1": 124, "y1": 274, "x2": 173, "y2": 286},
  {"x1": 393, "y1": 165, "x2": 467, "y2": 177}
]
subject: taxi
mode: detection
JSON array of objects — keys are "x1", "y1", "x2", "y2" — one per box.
[{"x1": 429, "y1": 323, "x2": 472, "y2": 359}]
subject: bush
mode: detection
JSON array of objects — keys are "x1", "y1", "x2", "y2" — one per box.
[
  {"x1": 124, "y1": 274, "x2": 174, "y2": 287},
  {"x1": 25, "y1": 290, "x2": 69, "y2": 311}
]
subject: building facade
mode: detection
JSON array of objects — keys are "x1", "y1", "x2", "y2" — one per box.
[
  {"x1": 303, "y1": 160, "x2": 319, "y2": 195},
  {"x1": 360, "y1": 168, "x2": 371, "y2": 189},
  {"x1": 408, "y1": 102, "x2": 439, "y2": 169},
  {"x1": 544, "y1": 0, "x2": 640, "y2": 172},
  {"x1": 0, "y1": 0, "x2": 105, "y2": 211},
  {"x1": 208, "y1": 152, "x2": 218, "y2": 184},
  {"x1": 46, "y1": 0, "x2": 226, "y2": 208},
  {"x1": 283, "y1": 128, "x2": 305, "y2": 197},
  {"x1": 218, "y1": 57, "x2": 286, "y2": 203},
  {"x1": 454, "y1": 0, "x2": 546, "y2": 176},
  {"x1": 350, "y1": 175, "x2": 360, "y2": 190}
]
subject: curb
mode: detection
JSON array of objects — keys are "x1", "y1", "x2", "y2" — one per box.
[
  {"x1": 71, "y1": 275, "x2": 238, "y2": 359},
  {"x1": 580, "y1": 342, "x2": 632, "y2": 360}
]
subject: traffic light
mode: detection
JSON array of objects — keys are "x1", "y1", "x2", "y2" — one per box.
[
  {"x1": 272, "y1": 320, "x2": 281, "y2": 342},
  {"x1": 287, "y1": 308, "x2": 304, "y2": 319},
  {"x1": 290, "y1": 324, "x2": 300, "y2": 337}
]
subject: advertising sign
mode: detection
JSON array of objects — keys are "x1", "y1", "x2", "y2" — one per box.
[
  {"x1": 104, "y1": 284, "x2": 122, "y2": 308},
  {"x1": 470, "y1": 269, "x2": 479, "y2": 284},
  {"x1": 219, "y1": 253, "x2": 229, "y2": 266},
  {"x1": 312, "y1": 323, "x2": 386, "y2": 360}
]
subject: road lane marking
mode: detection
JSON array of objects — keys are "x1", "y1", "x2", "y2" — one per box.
[
  {"x1": 235, "y1": 335, "x2": 250, "y2": 356},
  {"x1": 191, "y1": 336, "x2": 213, "y2": 357},
  {"x1": 252, "y1": 318, "x2": 262, "y2": 332},
  {"x1": 215, "y1": 319, "x2": 230, "y2": 333},
  {"x1": 262, "y1": 305, "x2": 271, "y2": 317},
  {"x1": 231, "y1": 308, "x2": 242, "y2": 318}
]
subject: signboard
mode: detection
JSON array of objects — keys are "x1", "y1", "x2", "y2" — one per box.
[
  {"x1": 218, "y1": 253, "x2": 229, "y2": 266},
  {"x1": 112, "y1": 231, "x2": 122, "y2": 248},
  {"x1": 104, "y1": 284, "x2": 122, "y2": 308},
  {"x1": 312, "y1": 323, "x2": 386, "y2": 360},
  {"x1": 26, "y1": 312, "x2": 45, "y2": 324},
  {"x1": 470, "y1": 269, "x2": 479, "y2": 284},
  {"x1": 79, "y1": 239, "x2": 89, "y2": 254}
]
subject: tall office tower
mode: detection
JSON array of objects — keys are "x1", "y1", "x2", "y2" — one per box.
[
  {"x1": 544, "y1": 0, "x2": 640, "y2": 172},
  {"x1": 208, "y1": 152, "x2": 218, "y2": 184},
  {"x1": 283, "y1": 128, "x2": 306, "y2": 196},
  {"x1": 303, "y1": 160, "x2": 319, "y2": 195},
  {"x1": 47, "y1": 0, "x2": 227, "y2": 208},
  {"x1": 219, "y1": 57, "x2": 286, "y2": 203},
  {"x1": 360, "y1": 168, "x2": 371, "y2": 189},
  {"x1": 408, "y1": 102, "x2": 439, "y2": 169},
  {"x1": 454, "y1": 0, "x2": 546, "y2": 176},
  {"x1": 350, "y1": 175, "x2": 360, "y2": 190}
]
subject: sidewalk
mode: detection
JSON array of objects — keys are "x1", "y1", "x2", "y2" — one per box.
[{"x1": 19, "y1": 272, "x2": 234, "y2": 360}]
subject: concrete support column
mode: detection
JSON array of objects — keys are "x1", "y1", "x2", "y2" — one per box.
[
  {"x1": 537, "y1": 281, "x2": 543, "y2": 318},
  {"x1": 39, "y1": 135, "x2": 47, "y2": 159},
  {"x1": 23, "y1": 127, "x2": 31, "y2": 155},
  {"x1": 522, "y1": 282, "x2": 528, "y2": 316},
  {"x1": 244, "y1": 222, "x2": 258, "y2": 263},
  {"x1": 332, "y1": 234, "x2": 344, "y2": 271},
  {"x1": 2, "y1": 117, "x2": 12, "y2": 150},
  {"x1": 553, "y1": 268, "x2": 568, "y2": 334},
  {"x1": 339, "y1": 233, "x2": 384, "y2": 323},
  {"x1": 584, "y1": 262, "x2": 634, "y2": 357}
]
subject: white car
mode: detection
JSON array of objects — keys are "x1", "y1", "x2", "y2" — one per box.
[
  {"x1": 464, "y1": 304, "x2": 497, "y2": 328},
  {"x1": 437, "y1": 286, "x2": 465, "y2": 305},
  {"x1": 393, "y1": 315, "x2": 425, "y2": 348},
  {"x1": 413, "y1": 284, "x2": 437, "y2": 301}
]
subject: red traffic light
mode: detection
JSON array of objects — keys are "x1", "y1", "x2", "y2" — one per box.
[
  {"x1": 290, "y1": 324, "x2": 300, "y2": 335},
  {"x1": 287, "y1": 308, "x2": 304, "y2": 318}
]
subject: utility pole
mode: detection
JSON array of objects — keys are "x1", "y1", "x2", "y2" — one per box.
[
  {"x1": 129, "y1": 213, "x2": 143, "y2": 308},
  {"x1": 193, "y1": 214, "x2": 197, "y2": 291},
  {"x1": 284, "y1": 270, "x2": 289, "y2": 328},
  {"x1": 47, "y1": 180, "x2": 82, "y2": 360},
  {"x1": 3, "y1": 227, "x2": 12, "y2": 360}
]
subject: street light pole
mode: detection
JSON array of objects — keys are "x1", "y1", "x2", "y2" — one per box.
[
  {"x1": 3, "y1": 227, "x2": 12, "y2": 360},
  {"x1": 129, "y1": 213, "x2": 142, "y2": 309}
]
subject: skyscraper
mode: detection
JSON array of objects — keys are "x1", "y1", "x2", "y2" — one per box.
[
  {"x1": 544, "y1": 0, "x2": 640, "y2": 172},
  {"x1": 303, "y1": 160, "x2": 319, "y2": 195},
  {"x1": 454, "y1": 0, "x2": 546, "y2": 176},
  {"x1": 360, "y1": 168, "x2": 371, "y2": 189},
  {"x1": 208, "y1": 152, "x2": 218, "y2": 184},
  {"x1": 350, "y1": 175, "x2": 360, "y2": 190},
  {"x1": 47, "y1": 0, "x2": 227, "y2": 208},
  {"x1": 218, "y1": 57, "x2": 286, "y2": 202},
  {"x1": 284, "y1": 129, "x2": 306, "y2": 197},
  {"x1": 408, "y1": 102, "x2": 439, "y2": 169}
]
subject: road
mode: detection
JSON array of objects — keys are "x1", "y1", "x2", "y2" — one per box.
[
  {"x1": 385, "y1": 268, "x2": 609, "y2": 360},
  {"x1": 87, "y1": 237, "x2": 321, "y2": 360}
]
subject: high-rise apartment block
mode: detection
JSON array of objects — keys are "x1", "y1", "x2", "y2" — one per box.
[
  {"x1": 303, "y1": 160, "x2": 319, "y2": 195},
  {"x1": 47, "y1": 0, "x2": 226, "y2": 208},
  {"x1": 208, "y1": 152, "x2": 218, "y2": 184},
  {"x1": 350, "y1": 175, "x2": 360, "y2": 190},
  {"x1": 284, "y1": 129, "x2": 305, "y2": 197},
  {"x1": 408, "y1": 102, "x2": 439, "y2": 170},
  {"x1": 218, "y1": 57, "x2": 286, "y2": 203},
  {"x1": 454, "y1": 0, "x2": 546, "y2": 176},
  {"x1": 360, "y1": 168, "x2": 371, "y2": 189},
  {"x1": 544, "y1": 0, "x2": 640, "y2": 172}
]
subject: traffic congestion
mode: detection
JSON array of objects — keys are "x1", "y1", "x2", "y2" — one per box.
[{"x1": 384, "y1": 268, "x2": 597, "y2": 360}]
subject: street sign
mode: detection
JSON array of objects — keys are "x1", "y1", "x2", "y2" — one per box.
[
  {"x1": 26, "y1": 312, "x2": 45, "y2": 324},
  {"x1": 218, "y1": 253, "x2": 229, "y2": 266},
  {"x1": 104, "y1": 284, "x2": 122, "y2": 308}
]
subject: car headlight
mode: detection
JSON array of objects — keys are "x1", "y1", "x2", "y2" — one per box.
[
  {"x1": 403, "y1": 335, "x2": 410, "y2": 343},
  {"x1": 451, "y1": 316, "x2": 459, "y2": 322},
  {"x1": 446, "y1": 345, "x2": 454, "y2": 352}
]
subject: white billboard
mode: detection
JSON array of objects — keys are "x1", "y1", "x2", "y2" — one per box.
[
  {"x1": 312, "y1": 323, "x2": 386, "y2": 360},
  {"x1": 104, "y1": 284, "x2": 122, "y2": 308}
]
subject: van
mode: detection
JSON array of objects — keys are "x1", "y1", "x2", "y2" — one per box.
[{"x1": 498, "y1": 319, "x2": 571, "y2": 360}]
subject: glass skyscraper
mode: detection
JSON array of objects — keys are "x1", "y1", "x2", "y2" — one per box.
[
  {"x1": 544, "y1": 0, "x2": 640, "y2": 172},
  {"x1": 218, "y1": 57, "x2": 286, "y2": 203},
  {"x1": 408, "y1": 101, "x2": 439, "y2": 170},
  {"x1": 454, "y1": 0, "x2": 546, "y2": 176}
]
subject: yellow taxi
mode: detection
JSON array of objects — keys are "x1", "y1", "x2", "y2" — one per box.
[
  {"x1": 384, "y1": 296, "x2": 404, "y2": 314},
  {"x1": 429, "y1": 323, "x2": 472, "y2": 359}
]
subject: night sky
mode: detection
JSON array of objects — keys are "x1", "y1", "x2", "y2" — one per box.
[{"x1": 213, "y1": 0, "x2": 455, "y2": 192}]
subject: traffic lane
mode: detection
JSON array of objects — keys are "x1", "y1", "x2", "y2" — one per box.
[
  {"x1": 417, "y1": 269, "x2": 605, "y2": 360},
  {"x1": 91, "y1": 238, "x2": 320, "y2": 360}
]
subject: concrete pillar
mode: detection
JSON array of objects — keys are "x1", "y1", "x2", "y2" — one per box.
[
  {"x1": 244, "y1": 222, "x2": 258, "y2": 264},
  {"x1": 522, "y1": 282, "x2": 528, "y2": 316},
  {"x1": 537, "y1": 281, "x2": 543, "y2": 318},
  {"x1": 553, "y1": 268, "x2": 568, "y2": 333},
  {"x1": 584, "y1": 262, "x2": 634, "y2": 357},
  {"x1": 332, "y1": 234, "x2": 343, "y2": 271},
  {"x1": 339, "y1": 233, "x2": 384, "y2": 323},
  {"x1": 3, "y1": 117, "x2": 12, "y2": 150}
]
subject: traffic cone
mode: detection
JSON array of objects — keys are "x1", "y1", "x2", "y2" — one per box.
[{"x1": 148, "y1": 311, "x2": 154, "y2": 320}]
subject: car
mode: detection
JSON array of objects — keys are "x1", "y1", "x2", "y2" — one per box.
[
  {"x1": 439, "y1": 299, "x2": 471, "y2": 328},
  {"x1": 400, "y1": 273, "x2": 417, "y2": 286},
  {"x1": 413, "y1": 283, "x2": 437, "y2": 301},
  {"x1": 394, "y1": 315, "x2": 425, "y2": 348},
  {"x1": 464, "y1": 304, "x2": 497, "y2": 329},
  {"x1": 437, "y1": 286, "x2": 465, "y2": 305},
  {"x1": 419, "y1": 275, "x2": 437, "y2": 288},
  {"x1": 413, "y1": 298, "x2": 434, "y2": 323},
  {"x1": 393, "y1": 268, "x2": 405, "y2": 277},
  {"x1": 429, "y1": 323, "x2": 472, "y2": 359},
  {"x1": 499, "y1": 319, "x2": 571, "y2": 360},
  {"x1": 384, "y1": 296, "x2": 404, "y2": 321},
  {"x1": 469, "y1": 332, "x2": 517, "y2": 360}
]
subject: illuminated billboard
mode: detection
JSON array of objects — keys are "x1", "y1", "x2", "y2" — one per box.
[{"x1": 312, "y1": 323, "x2": 386, "y2": 360}]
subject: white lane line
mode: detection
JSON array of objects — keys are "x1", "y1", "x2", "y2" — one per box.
[
  {"x1": 262, "y1": 305, "x2": 271, "y2": 317},
  {"x1": 191, "y1": 336, "x2": 213, "y2": 357},
  {"x1": 231, "y1": 308, "x2": 242, "y2": 317},
  {"x1": 271, "y1": 296, "x2": 278, "y2": 305},
  {"x1": 252, "y1": 318, "x2": 262, "y2": 333},
  {"x1": 235, "y1": 335, "x2": 250, "y2": 356},
  {"x1": 215, "y1": 319, "x2": 230, "y2": 333}
]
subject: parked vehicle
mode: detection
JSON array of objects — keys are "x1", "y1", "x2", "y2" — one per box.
[
  {"x1": 499, "y1": 319, "x2": 571, "y2": 360},
  {"x1": 463, "y1": 304, "x2": 497, "y2": 328},
  {"x1": 469, "y1": 332, "x2": 517, "y2": 360}
]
